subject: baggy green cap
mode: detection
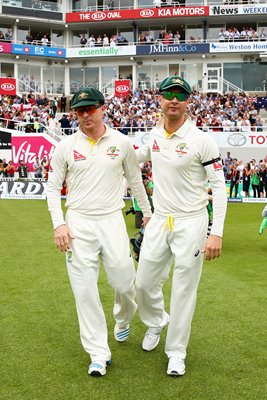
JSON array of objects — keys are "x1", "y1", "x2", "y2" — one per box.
[
  {"x1": 71, "y1": 87, "x2": 105, "y2": 109},
  {"x1": 159, "y1": 75, "x2": 192, "y2": 95}
]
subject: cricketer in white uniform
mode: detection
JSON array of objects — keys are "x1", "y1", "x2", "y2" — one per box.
[
  {"x1": 135, "y1": 76, "x2": 227, "y2": 376},
  {"x1": 46, "y1": 87, "x2": 152, "y2": 377}
]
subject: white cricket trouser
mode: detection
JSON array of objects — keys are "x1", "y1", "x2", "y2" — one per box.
[
  {"x1": 66, "y1": 210, "x2": 137, "y2": 362},
  {"x1": 136, "y1": 211, "x2": 208, "y2": 360}
]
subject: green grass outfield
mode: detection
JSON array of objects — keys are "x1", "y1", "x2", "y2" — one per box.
[{"x1": 0, "y1": 200, "x2": 266, "y2": 400}]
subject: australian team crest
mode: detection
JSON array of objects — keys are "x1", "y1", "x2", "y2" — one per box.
[
  {"x1": 78, "y1": 92, "x2": 88, "y2": 100},
  {"x1": 175, "y1": 142, "x2": 188, "y2": 157},
  {"x1": 107, "y1": 146, "x2": 120, "y2": 159}
]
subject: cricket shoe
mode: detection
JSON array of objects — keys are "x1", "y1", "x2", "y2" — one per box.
[
  {"x1": 114, "y1": 323, "x2": 130, "y2": 342},
  {"x1": 88, "y1": 360, "x2": 112, "y2": 377},
  {"x1": 142, "y1": 315, "x2": 170, "y2": 351},
  {"x1": 167, "y1": 357, "x2": 185, "y2": 376}
]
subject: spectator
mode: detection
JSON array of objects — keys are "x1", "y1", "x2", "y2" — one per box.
[
  {"x1": 109, "y1": 35, "x2": 117, "y2": 46},
  {"x1": 256, "y1": 115, "x2": 264, "y2": 132},
  {"x1": 41, "y1": 34, "x2": 49, "y2": 46},
  {"x1": 145, "y1": 32, "x2": 153, "y2": 43},
  {"x1": 47, "y1": 113, "x2": 60, "y2": 132},
  {"x1": 259, "y1": 162, "x2": 266, "y2": 198},
  {"x1": 229, "y1": 162, "x2": 240, "y2": 198},
  {"x1": 108, "y1": 0, "x2": 114, "y2": 9},
  {"x1": 225, "y1": 151, "x2": 233, "y2": 165},
  {"x1": 117, "y1": 32, "x2": 128, "y2": 45},
  {"x1": 52, "y1": 97, "x2": 58, "y2": 116},
  {"x1": 6, "y1": 160, "x2": 16, "y2": 178},
  {"x1": 87, "y1": 34, "x2": 96, "y2": 47},
  {"x1": 242, "y1": 162, "x2": 251, "y2": 198},
  {"x1": 251, "y1": 166, "x2": 260, "y2": 197},
  {"x1": 96, "y1": 35, "x2": 103, "y2": 47},
  {"x1": 17, "y1": 160, "x2": 29, "y2": 179},
  {"x1": 219, "y1": 28, "x2": 225, "y2": 41},
  {"x1": 138, "y1": 33, "x2": 146, "y2": 44},
  {"x1": 259, "y1": 28, "x2": 266, "y2": 41},
  {"x1": 59, "y1": 114, "x2": 71, "y2": 135},
  {"x1": 240, "y1": 27, "x2": 247, "y2": 41},
  {"x1": 173, "y1": 31, "x2": 181, "y2": 44},
  {"x1": 0, "y1": 31, "x2": 4, "y2": 41},
  {"x1": 153, "y1": 0, "x2": 161, "y2": 7},
  {"x1": 1, "y1": 158, "x2": 8, "y2": 177},
  {"x1": 60, "y1": 93, "x2": 67, "y2": 113},
  {"x1": 125, "y1": 116, "x2": 139, "y2": 133},
  {"x1": 33, "y1": 156, "x2": 43, "y2": 178},
  {"x1": 80, "y1": 34, "x2": 87, "y2": 47},
  {"x1": 5, "y1": 28, "x2": 12, "y2": 43},
  {"x1": 103, "y1": 34, "x2": 109, "y2": 46},
  {"x1": 41, "y1": 157, "x2": 50, "y2": 180}
]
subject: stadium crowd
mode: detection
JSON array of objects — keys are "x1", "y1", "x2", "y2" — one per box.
[
  {"x1": 0, "y1": 89, "x2": 265, "y2": 135},
  {"x1": 0, "y1": 87, "x2": 267, "y2": 198},
  {"x1": 0, "y1": 24, "x2": 266, "y2": 50}
]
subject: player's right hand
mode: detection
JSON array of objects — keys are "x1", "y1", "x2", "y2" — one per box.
[{"x1": 54, "y1": 224, "x2": 75, "y2": 252}]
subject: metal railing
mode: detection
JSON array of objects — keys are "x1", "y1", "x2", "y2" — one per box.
[
  {"x1": 40, "y1": 124, "x2": 267, "y2": 137},
  {"x1": 18, "y1": 79, "x2": 64, "y2": 96},
  {"x1": 0, "y1": 118, "x2": 62, "y2": 141}
]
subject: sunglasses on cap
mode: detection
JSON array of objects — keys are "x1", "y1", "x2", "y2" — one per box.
[
  {"x1": 76, "y1": 104, "x2": 102, "y2": 114},
  {"x1": 161, "y1": 92, "x2": 189, "y2": 102}
]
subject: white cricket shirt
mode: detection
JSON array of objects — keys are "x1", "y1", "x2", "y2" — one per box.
[
  {"x1": 46, "y1": 125, "x2": 152, "y2": 229},
  {"x1": 137, "y1": 118, "x2": 227, "y2": 237}
]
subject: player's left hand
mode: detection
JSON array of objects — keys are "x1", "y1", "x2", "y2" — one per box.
[
  {"x1": 142, "y1": 216, "x2": 151, "y2": 227},
  {"x1": 202, "y1": 235, "x2": 222, "y2": 261}
]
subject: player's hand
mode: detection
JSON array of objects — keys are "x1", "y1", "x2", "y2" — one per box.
[
  {"x1": 202, "y1": 235, "x2": 222, "y2": 261},
  {"x1": 142, "y1": 216, "x2": 151, "y2": 227},
  {"x1": 54, "y1": 224, "x2": 75, "y2": 252}
]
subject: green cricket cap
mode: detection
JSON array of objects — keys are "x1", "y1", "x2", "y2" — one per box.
[
  {"x1": 159, "y1": 75, "x2": 192, "y2": 95},
  {"x1": 71, "y1": 87, "x2": 105, "y2": 109}
]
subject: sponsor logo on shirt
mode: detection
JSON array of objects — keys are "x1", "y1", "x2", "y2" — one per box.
[
  {"x1": 73, "y1": 150, "x2": 86, "y2": 161},
  {"x1": 107, "y1": 146, "x2": 120, "y2": 159},
  {"x1": 175, "y1": 142, "x2": 188, "y2": 156},
  {"x1": 213, "y1": 161, "x2": 223, "y2": 170},
  {"x1": 152, "y1": 139, "x2": 160, "y2": 152}
]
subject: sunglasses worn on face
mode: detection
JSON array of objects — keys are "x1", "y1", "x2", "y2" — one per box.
[
  {"x1": 76, "y1": 104, "x2": 102, "y2": 114},
  {"x1": 162, "y1": 92, "x2": 189, "y2": 102}
]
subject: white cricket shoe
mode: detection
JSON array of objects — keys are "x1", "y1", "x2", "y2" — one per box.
[
  {"x1": 167, "y1": 357, "x2": 185, "y2": 376},
  {"x1": 88, "y1": 360, "x2": 111, "y2": 377},
  {"x1": 142, "y1": 316, "x2": 170, "y2": 351},
  {"x1": 114, "y1": 323, "x2": 130, "y2": 342}
]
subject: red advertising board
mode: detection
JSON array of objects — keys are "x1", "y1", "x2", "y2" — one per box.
[
  {"x1": 115, "y1": 80, "x2": 131, "y2": 97},
  {"x1": 0, "y1": 78, "x2": 16, "y2": 96},
  {"x1": 12, "y1": 135, "x2": 56, "y2": 171},
  {"x1": 0, "y1": 41, "x2": 12, "y2": 54},
  {"x1": 66, "y1": 6, "x2": 209, "y2": 23}
]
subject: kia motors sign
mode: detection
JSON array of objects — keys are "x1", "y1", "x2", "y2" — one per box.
[
  {"x1": 66, "y1": 6, "x2": 209, "y2": 23},
  {"x1": 115, "y1": 80, "x2": 131, "y2": 97},
  {"x1": 0, "y1": 78, "x2": 16, "y2": 96}
]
